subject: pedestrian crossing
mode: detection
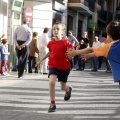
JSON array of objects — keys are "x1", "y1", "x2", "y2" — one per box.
[{"x1": 0, "y1": 70, "x2": 120, "y2": 119}]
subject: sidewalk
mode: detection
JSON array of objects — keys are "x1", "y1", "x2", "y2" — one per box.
[{"x1": 0, "y1": 69, "x2": 119, "y2": 120}]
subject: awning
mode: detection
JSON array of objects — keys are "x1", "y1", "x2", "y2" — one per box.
[{"x1": 68, "y1": 3, "x2": 93, "y2": 16}]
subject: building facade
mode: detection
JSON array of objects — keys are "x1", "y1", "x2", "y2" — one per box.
[
  {"x1": 1, "y1": 0, "x2": 120, "y2": 70},
  {"x1": 0, "y1": 0, "x2": 8, "y2": 38}
]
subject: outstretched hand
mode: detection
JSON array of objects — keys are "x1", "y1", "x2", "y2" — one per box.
[
  {"x1": 81, "y1": 54, "x2": 90, "y2": 61},
  {"x1": 66, "y1": 48, "x2": 76, "y2": 57}
]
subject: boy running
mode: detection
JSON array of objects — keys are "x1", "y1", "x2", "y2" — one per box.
[{"x1": 36, "y1": 22, "x2": 73, "y2": 112}]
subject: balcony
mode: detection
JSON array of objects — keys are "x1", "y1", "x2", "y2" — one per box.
[{"x1": 68, "y1": 0, "x2": 93, "y2": 16}]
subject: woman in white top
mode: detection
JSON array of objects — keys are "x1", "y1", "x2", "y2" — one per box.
[{"x1": 39, "y1": 28, "x2": 50, "y2": 74}]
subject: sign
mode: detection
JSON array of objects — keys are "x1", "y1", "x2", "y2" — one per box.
[
  {"x1": 53, "y1": 1, "x2": 66, "y2": 13},
  {"x1": 88, "y1": 19, "x2": 98, "y2": 29},
  {"x1": 25, "y1": 8, "x2": 33, "y2": 21},
  {"x1": 12, "y1": 0, "x2": 24, "y2": 12},
  {"x1": 14, "y1": 14, "x2": 20, "y2": 20}
]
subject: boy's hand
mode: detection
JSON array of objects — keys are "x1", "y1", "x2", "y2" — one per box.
[
  {"x1": 66, "y1": 48, "x2": 76, "y2": 57},
  {"x1": 81, "y1": 54, "x2": 90, "y2": 61}
]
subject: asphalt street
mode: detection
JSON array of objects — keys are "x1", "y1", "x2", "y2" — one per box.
[{"x1": 0, "y1": 67, "x2": 120, "y2": 120}]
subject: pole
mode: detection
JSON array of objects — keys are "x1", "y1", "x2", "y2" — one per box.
[{"x1": 9, "y1": 11, "x2": 14, "y2": 72}]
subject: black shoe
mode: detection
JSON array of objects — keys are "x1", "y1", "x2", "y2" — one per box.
[
  {"x1": 48, "y1": 104, "x2": 56, "y2": 112},
  {"x1": 34, "y1": 71, "x2": 38, "y2": 73},
  {"x1": 80, "y1": 68, "x2": 84, "y2": 71},
  {"x1": 91, "y1": 69, "x2": 97, "y2": 72},
  {"x1": 12, "y1": 69, "x2": 17, "y2": 72},
  {"x1": 29, "y1": 71, "x2": 32, "y2": 73},
  {"x1": 76, "y1": 68, "x2": 81, "y2": 71},
  {"x1": 43, "y1": 73, "x2": 48, "y2": 74},
  {"x1": 64, "y1": 86, "x2": 72, "y2": 101}
]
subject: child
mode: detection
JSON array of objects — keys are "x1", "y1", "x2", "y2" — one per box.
[
  {"x1": 36, "y1": 22, "x2": 73, "y2": 112},
  {"x1": 66, "y1": 21, "x2": 120, "y2": 87},
  {"x1": 0, "y1": 39, "x2": 10, "y2": 76}
]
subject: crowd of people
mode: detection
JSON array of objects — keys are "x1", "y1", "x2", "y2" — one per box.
[
  {"x1": 1, "y1": 19, "x2": 120, "y2": 112},
  {"x1": 0, "y1": 20, "x2": 112, "y2": 77}
]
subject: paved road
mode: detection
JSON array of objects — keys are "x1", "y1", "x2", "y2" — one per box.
[{"x1": 0, "y1": 68, "x2": 120, "y2": 120}]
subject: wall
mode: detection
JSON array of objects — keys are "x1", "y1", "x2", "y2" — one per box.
[
  {"x1": 24, "y1": 0, "x2": 53, "y2": 37},
  {"x1": 0, "y1": 0, "x2": 8, "y2": 37}
]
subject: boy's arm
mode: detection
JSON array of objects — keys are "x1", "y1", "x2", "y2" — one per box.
[
  {"x1": 35, "y1": 52, "x2": 50, "y2": 67},
  {"x1": 66, "y1": 47, "x2": 93, "y2": 57}
]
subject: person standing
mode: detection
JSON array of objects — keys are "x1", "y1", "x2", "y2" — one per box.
[
  {"x1": 28, "y1": 32, "x2": 40, "y2": 73},
  {"x1": 91, "y1": 36, "x2": 100, "y2": 71},
  {"x1": 77, "y1": 32, "x2": 89, "y2": 70},
  {"x1": 0, "y1": 34, "x2": 6, "y2": 71},
  {"x1": 67, "y1": 30, "x2": 78, "y2": 69},
  {"x1": 13, "y1": 19, "x2": 32, "y2": 78},
  {"x1": 36, "y1": 22, "x2": 73, "y2": 112},
  {"x1": 0, "y1": 39, "x2": 10, "y2": 76},
  {"x1": 39, "y1": 27, "x2": 50, "y2": 74}
]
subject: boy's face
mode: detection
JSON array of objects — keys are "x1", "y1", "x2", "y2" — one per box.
[{"x1": 53, "y1": 24, "x2": 63, "y2": 37}]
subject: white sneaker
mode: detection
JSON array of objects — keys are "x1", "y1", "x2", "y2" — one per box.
[
  {"x1": 1, "y1": 73, "x2": 7, "y2": 76},
  {"x1": 106, "y1": 69, "x2": 112, "y2": 73},
  {"x1": 6, "y1": 73, "x2": 10, "y2": 76}
]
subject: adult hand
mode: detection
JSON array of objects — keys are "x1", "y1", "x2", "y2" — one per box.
[{"x1": 16, "y1": 45, "x2": 21, "y2": 50}]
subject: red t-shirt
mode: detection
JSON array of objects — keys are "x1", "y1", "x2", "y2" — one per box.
[{"x1": 47, "y1": 39, "x2": 73, "y2": 70}]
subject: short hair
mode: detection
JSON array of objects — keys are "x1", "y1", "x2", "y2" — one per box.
[
  {"x1": 23, "y1": 19, "x2": 29, "y2": 24},
  {"x1": 43, "y1": 27, "x2": 49, "y2": 33},
  {"x1": 68, "y1": 30, "x2": 73, "y2": 34},
  {"x1": 53, "y1": 22, "x2": 66, "y2": 31},
  {"x1": 106, "y1": 21, "x2": 120, "y2": 40},
  {"x1": 33, "y1": 32, "x2": 38, "y2": 37},
  {"x1": 94, "y1": 36, "x2": 98, "y2": 39},
  {"x1": 2, "y1": 39, "x2": 8, "y2": 44}
]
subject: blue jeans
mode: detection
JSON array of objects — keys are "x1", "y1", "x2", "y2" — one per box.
[{"x1": 92, "y1": 57, "x2": 98, "y2": 70}]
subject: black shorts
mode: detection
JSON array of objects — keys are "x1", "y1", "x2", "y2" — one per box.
[{"x1": 48, "y1": 68, "x2": 70, "y2": 83}]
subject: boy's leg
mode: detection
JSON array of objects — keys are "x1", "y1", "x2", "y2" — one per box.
[
  {"x1": 60, "y1": 82, "x2": 72, "y2": 101},
  {"x1": 48, "y1": 74, "x2": 57, "y2": 112},
  {"x1": 60, "y1": 82, "x2": 69, "y2": 92}
]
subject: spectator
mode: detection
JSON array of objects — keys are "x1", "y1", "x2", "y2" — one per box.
[
  {"x1": 76, "y1": 31, "x2": 89, "y2": 70},
  {"x1": 67, "y1": 30, "x2": 78, "y2": 69},
  {"x1": 91, "y1": 36, "x2": 100, "y2": 71},
  {"x1": 0, "y1": 39, "x2": 10, "y2": 76},
  {"x1": 13, "y1": 19, "x2": 32, "y2": 78},
  {"x1": 29, "y1": 32, "x2": 40, "y2": 73},
  {"x1": 39, "y1": 27, "x2": 50, "y2": 74}
]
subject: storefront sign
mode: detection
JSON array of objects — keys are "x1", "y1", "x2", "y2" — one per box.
[
  {"x1": 53, "y1": 1, "x2": 66, "y2": 12},
  {"x1": 88, "y1": 19, "x2": 98, "y2": 29},
  {"x1": 14, "y1": 13, "x2": 20, "y2": 19},
  {"x1": 12, "y1": 0, "x2": 24, "y2": 12}
]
